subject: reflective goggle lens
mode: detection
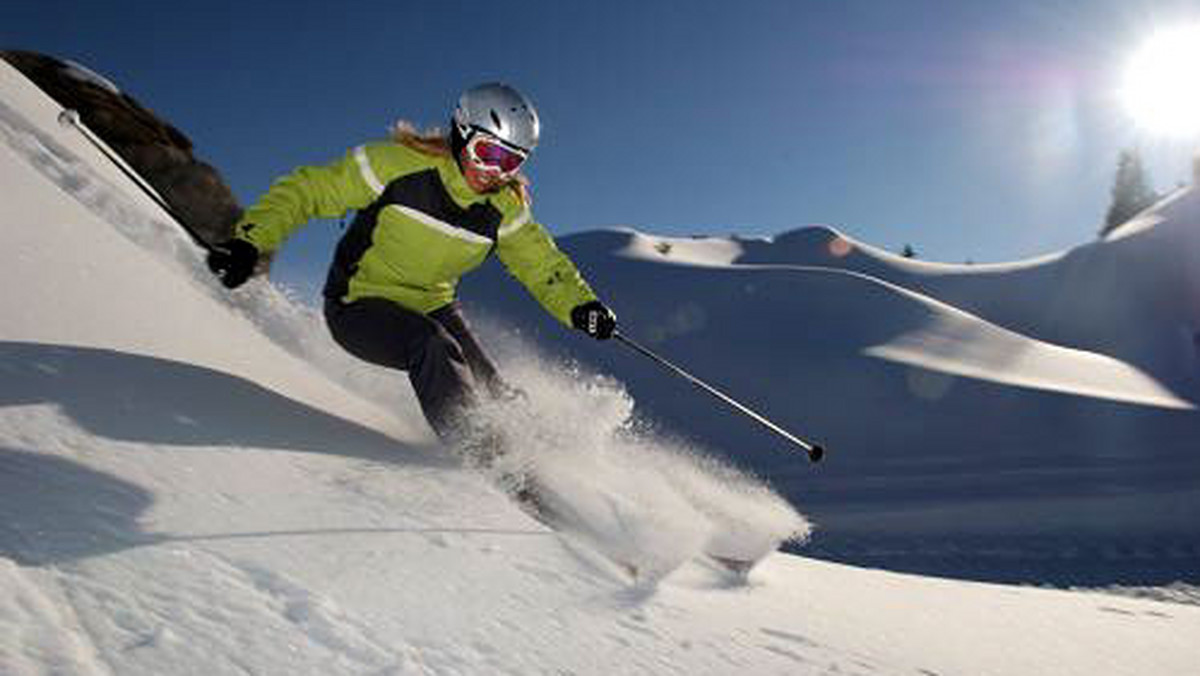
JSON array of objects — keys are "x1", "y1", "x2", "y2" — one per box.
[{"x1": 471, "y1": 135, "x2": 527, "y2": 173}]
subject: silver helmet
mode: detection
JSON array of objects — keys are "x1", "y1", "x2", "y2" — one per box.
[{"x1": 453, "y1": 82, "x2": 540, "y2": 152}]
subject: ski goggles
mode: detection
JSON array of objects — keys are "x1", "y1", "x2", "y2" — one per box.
[{"x1": 465, "y1": 131, "x2": 529, "y2": 175}]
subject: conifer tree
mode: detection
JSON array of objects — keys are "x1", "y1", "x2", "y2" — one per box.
[{"x1": 1102, "y1": 148, "x2": 1158, "y2": 237}]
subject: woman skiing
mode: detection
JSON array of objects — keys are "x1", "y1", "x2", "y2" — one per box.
[{"x1": 206, "y1": 83, "x2": 617, "y2": 456}]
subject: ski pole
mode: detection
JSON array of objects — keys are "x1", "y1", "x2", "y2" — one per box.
[
  {"x1": 57, "y1": 108, "x2": 214, "y2": 253},
  {"x1": 612, "y1": 330, "x2": 825, "y2": 463}
]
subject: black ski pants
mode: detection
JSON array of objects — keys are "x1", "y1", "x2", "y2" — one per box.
[{"x1": 323, "y1": 297, "x2": 501, "y2": 442}]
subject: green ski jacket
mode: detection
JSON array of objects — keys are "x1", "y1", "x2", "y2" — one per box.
[{"x1": 234, "y1": 141, "x2": 597, "y2": 326}]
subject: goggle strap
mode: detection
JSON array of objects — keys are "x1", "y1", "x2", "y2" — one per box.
[{"x1": 466, "y1": 124, "x2": 529, "y2": 155}]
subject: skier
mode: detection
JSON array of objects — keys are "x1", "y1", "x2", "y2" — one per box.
[{"x1": 206, "y1": 83, "x2": 617, "y2": 461}]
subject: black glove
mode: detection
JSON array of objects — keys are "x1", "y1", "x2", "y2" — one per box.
[
  {"x1": 206, "y1": 238, "x2": 259, "y2": 289},
  {"x1": 571, "y1": 300, "x2": 617, "y2": 340}
]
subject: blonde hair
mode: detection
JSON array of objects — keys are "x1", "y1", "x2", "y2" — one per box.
[
  {"x1": 389, "y1": 119, "x2": 531, "y2": 203},
  {"x1": 389, "y1": 120, "x2": 452, "y2": 156}
]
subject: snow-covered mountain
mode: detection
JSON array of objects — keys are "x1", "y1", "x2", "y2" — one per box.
[
  {"x1": 460, "y1": 176, "x2": 1200, "y2": 588},
  {"x1": 3, "y1": 58, "x2": 1200, "y2": 675}
]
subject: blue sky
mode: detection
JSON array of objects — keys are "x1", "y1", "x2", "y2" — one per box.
[{"x1": 6, "y1": 0, "x2": 1199, "y2": 299}]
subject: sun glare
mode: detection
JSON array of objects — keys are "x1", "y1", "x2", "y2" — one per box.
[{"x1": 1120, "y1": 23, "x2": 1200, "y2": 137}]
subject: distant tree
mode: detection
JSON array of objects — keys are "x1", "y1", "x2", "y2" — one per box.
[
  {"x1": 1101, "y1": 148, "x2": 1158, "y2": 237},
  {"x1": 901, "y1": 244, "x2": 917, "y2": 259}
]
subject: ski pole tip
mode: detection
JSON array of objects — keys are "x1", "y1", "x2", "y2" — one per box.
[
  {"x1": 807, "y1": 443, "x2": 825, "y2": 463},
  {"x1": 58, "y1": 109, "x2": 80, "y2": 127}
]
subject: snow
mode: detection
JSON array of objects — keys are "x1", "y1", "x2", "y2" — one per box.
[
  {"x1": 460, "y1": 171, "x2": 1200, "y2": 589},
  {"x1": 3, "y1": 59, "x2": 1200, "y2": 675}
]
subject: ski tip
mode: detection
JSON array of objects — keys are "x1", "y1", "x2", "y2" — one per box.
[{"x1": 706, "y1": 554, "x2": 758, "y2": 581}]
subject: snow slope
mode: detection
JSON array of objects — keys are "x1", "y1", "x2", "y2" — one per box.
[
  {"x1": 461, "y1": 221, "x2": 1200, "y2": 586},
  {"x1": 606, "y1": 199, "x2": 1200, "y2": 399},
  {"x1": 3, "y1": 59, "x2": 1200, "y2": 675},
  {"x1": 460, "y1": 167, "x2": 1200, "y2": 587}
]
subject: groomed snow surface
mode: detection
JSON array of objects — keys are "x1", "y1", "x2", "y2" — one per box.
[{"x1": 3, "y1": 59, "x2": 1199, "y2": 674}]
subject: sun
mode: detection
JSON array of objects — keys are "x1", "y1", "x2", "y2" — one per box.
[{"x1": 1119, "y1": 23, "x2": 1200, "y2": 137}]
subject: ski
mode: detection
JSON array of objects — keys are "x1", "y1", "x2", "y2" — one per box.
[
  {"x1": 705, "y1": 553, "x2": 759, "y2": 578},
  {"x1": 500, "y1": 472, "x2": 648, "y2": 581},
  {"x1": 495, "y1": 469, "x2": 786, "y2": 584},
  {"x1": 699, "y1": 529, "x2": 789, "y2": 581}
]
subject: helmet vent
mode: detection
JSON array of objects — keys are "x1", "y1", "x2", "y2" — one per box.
[{"x1": 490, "y1": 110, "x2": 503, "y2": 131}]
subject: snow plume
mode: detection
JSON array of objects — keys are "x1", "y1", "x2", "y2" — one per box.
[{"x1": 463, "y1": 330, "x2": 812, "y2": 581}]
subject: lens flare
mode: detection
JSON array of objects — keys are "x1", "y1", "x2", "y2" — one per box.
[
  {"x1": 1119, "y1": 24, "x2": 1200, "y2": 137},
  {"x1": 828, "y1": 236, "x2": 853, "y2": 258}
]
